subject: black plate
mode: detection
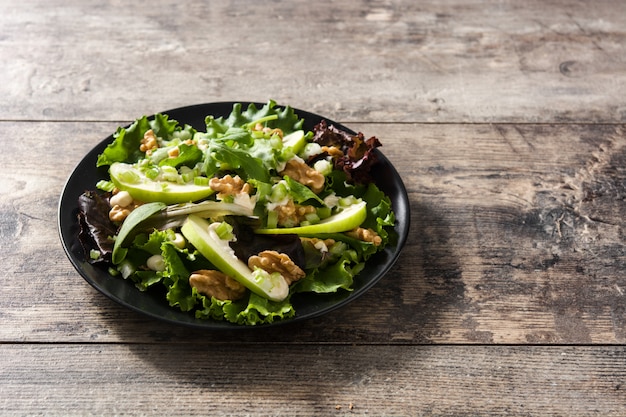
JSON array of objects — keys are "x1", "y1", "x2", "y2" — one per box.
[{"x1": 58, "y1": 102, "x2": 410, "y2": 329}]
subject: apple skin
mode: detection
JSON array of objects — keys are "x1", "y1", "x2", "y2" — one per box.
[
  {"x1": 282, "y1": 130, "x2": 305, "y2": 154},
  {"x1": 110, "y1": 162, "x2": 214, "y2": 205},
  {"x1": 256, "y1": 201, "x2": 367, "y2": 235},
  {"x1": 181, "y1": 215, "x2": 289, "y2": 302}
]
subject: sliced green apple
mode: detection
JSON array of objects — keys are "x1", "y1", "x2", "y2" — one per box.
[
  {"x1": 181, "y1": 215, "x2": 289, "y2": 302},
  {"x1": 109, "y1": 162, "x2": 214, "y2": 205},
  {"x1": 282, "y1": 130, "x2": 306, "y2": 154},
  {"x1": 256, "y1": 201, "x2": 367, "y2": 235}
]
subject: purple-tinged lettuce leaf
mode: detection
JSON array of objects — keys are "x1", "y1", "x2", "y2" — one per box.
[
  {"x1": 77, "y1": 191, "x2": 117, "y2": 263},
  {"x1": 312, "y1": 120, "x2": 382, "y2": 184}
]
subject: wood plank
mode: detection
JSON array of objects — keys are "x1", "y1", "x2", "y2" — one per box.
[
  {"x1": 1, "y1": 121, "x2": 625, "y2": 343},
  {"x1": 1, "y1": 344, "x2": 624, "y2": 416},
  {"x1": 1, "y1": 0, "x2": 625, "y2": 123}
]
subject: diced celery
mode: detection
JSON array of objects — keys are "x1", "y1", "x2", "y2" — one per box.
[
  {"x1": 317, "y1": 206, "x2": 331, "y2": 219},
  {"x1": 269, "y1": 136, "x2": 282, "y2": 149},
  {"x1": 144, "y1": 167, "x2": 160, "y2": 180},
  {"x1": 194, "y1": 176, "x2": 209, "y2": 186},
  {"x1": 160, "y1": 165, "x2": 179, "y2": 183},
  {"x1": 214, "y1": 221, "x2": 234, "y2": 240},
  {"x1": 161, "y1": 165, "x2": 177, "y2": 175},
  {"x1": 304, "y1": 212, "x2": 320, "y2": 224},
  {"x1": 266, "y1": 210, "x2": 278, "y2": 229},
  {"x1": 180, "y1": 166, "x2": 195, "y2": 183},
  {"x1": 270, "y1": 182, "x2": 288, "y2": 202},
  {"x1": 96, "y1": 180, "x2": 116, "y2": 192},
  {"x1": 148, "y1": 147, "x2": 169, "y2": 164},
  {"x1": 253, "y1": 181, "x2": 273, "y2": 202},
  {"x1": 339, "y1": 196, "x2": 359, "y2": 207}
]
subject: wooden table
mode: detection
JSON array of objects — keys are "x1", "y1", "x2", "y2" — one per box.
[{"x1": 2, "y1": 0, "x2": 625, "y2": 415}]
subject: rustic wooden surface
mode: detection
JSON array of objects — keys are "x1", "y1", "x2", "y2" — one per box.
[{"x1": 1, "y1": 0, "x2": 626, "y2": 415}]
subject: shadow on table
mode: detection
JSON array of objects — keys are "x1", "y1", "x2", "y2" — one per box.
[{"x1": 95, "y1": 198, "x2": 468, "y2": 399}]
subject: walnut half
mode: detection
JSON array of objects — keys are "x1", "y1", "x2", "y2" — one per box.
[
  {"x1": 189, "y1": 270, "x2": 247, "y2": 301},
  {"x1": 279, "y1": 159, "x2": 325, "y2": 193},
  {"x1": 209, "y1": 174, "x2": 251, "y2": 199},
  {"x1": 248, "y1": 251, "x2": 305, "y2": 285}
]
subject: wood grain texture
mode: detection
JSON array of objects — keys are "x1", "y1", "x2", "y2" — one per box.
[
  {"x1": 2, "y1": 121, "x2": 625, "y2": 344},
  {"x1": 1, "y1": 345, "x2": 624, "y2": 416},
  {"x1": 1, "y1": 0, "x2": 625, "y2": 123},
  {"x1": 3, "y1": 1, "x2": 626, "y2": 413}
]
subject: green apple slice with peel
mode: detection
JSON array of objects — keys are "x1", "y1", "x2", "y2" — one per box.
[
  {"x1": 256, "y1": 201, "x2": 367, "y2": 235},
  {"x1": 109, "y1": 162, "x2": 214, "y2": 204},
  {"x1": 282, "y1": 130, "x2": 306, "y2": 154},
  {"x1": 181, "y1": 215, "x2": 289, "y2": 302}
]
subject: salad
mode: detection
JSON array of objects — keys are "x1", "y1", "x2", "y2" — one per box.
[{"x1": 77, "y1": 100, "x2": 396, "y2": 325}]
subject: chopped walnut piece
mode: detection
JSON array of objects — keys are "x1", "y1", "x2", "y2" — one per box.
[
  {"x1": 209, "y1": 175, "x2": 250, "y2": 198},
  {"x1": 321, "y1": 145, "x2": 344, "y2": 158},
  {"x1": 189, "y1": 270, "x2": 247, "y2": 301},
  {"x1": 280, "y1": 159, "x2": 325, "y2": 193},
  {"x1": 265, "y1": 127, "x2": 283, "y2": 138},
  {"x1": 346, "y1": 227, "x2": 383, "y2": 246},
  {"x1": 274, "y1": 200, "x2": 316, "y2": 227},
  {"x1": 139, "y1": 129, "x2": 158, "y2": 154},
  {"x1": 252, "y1": 123, "x2": 283, "y2": 138},
  {"x1": 167, "y1": 147, "x2": 180, "y2": 158},
  {"x1": 248, "y1": 250, "x2": 305, "y2": 285},
  {"x1": 108, "y1": 192, "x2": 143, "y2": 222},
  {"x1": 108, "y1": 205, "x2": 131, "y2": 222}
]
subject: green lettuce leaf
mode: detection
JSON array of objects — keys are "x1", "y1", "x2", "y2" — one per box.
[
  {"x1": 124, "y1": 230, "x2": 180, "y2": 291},
  {"x1": 222, "y1": 101, "x2": 304, "y2": 135},
  {"x1": 162, "y1": 242, "x2": 199, "y2": 311},
  {"x1": 135, "y1": 229, "x2": 176, "y2": 255},
  {"x1": 158, "y1": 143, "x2": 203, "y2": 168},
  {"x1": 97, "y1": 114, "x2": 196, "y2": 167},
  {"x1": 361, "y1": 182, "x2": 396, "y2": 246},
  {"x1": 132, "y1": 270, "x2": 162, "y2": 291},
  {"x1": 284, "y1": 175, "x2": 324, "y2": 205},
  {"x1": 195, "y1": 292, "x2": 295, "y2": 325},
  {"x1": 295, "y1": 251, "x2": 363, "y2": 294},
  {"x1": 97, "y1": 116, "x2": 152, "y2": 167},
  {"x1": 203, "y1": 143, "x2": 270, "y2": 182}
]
